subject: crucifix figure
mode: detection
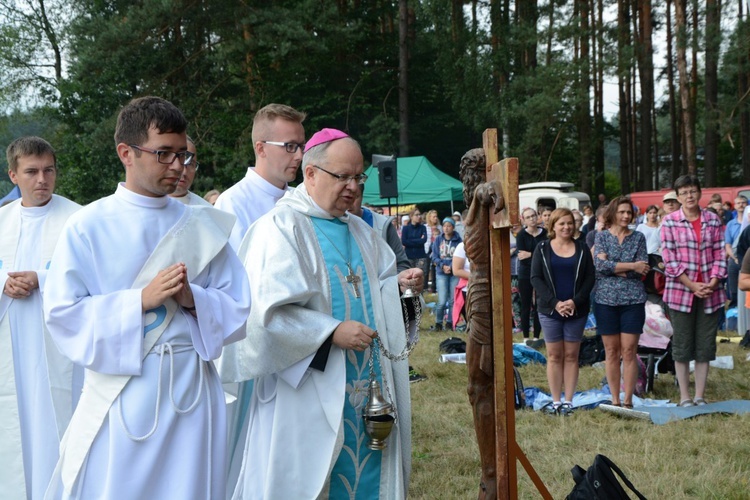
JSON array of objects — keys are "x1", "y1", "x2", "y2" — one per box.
[{"x1": 346, "y1": 265, "x2": 361, "y2": 298}]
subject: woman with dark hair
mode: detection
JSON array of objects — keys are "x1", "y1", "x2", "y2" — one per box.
[
  {"x1": 594, "y1": 196, "x2": 649, "y2": 408},
  {"x1": 661, "y1": 175, "x2": 726, "y2": 407},
  {"x1": 516, "y1": 207, "x2": 547, "y2": 342},
  {"x1": 636, "y1": 204, "x2": 661, "y2": 254},
  {"x1": 401, "y1": 207, "x2": 429, "y2": 281},
  {"x1": 531, "y1": 208, "x2": 595, "y2": 416},
  {"x1": 431, "y1": 217, "x2": 462, "y2": 330}
]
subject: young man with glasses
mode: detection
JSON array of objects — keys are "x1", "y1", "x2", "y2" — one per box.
[
  {"x1": 169, "y1": 135, "x2": 213, "y2": 206},
  {"x1": 43, "y1": 96, "x2": 251, "y2": 499},
  {"x1": 660, "y1": 175, "x2": 726, "y2": 407},
  {"x1": 215, "y1": 103, "x2": 306, "y2": 250}
]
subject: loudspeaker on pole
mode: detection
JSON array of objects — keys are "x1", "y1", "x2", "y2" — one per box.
[{"x1": 377, "y1": 160, "x2": 398, "y2": 199}]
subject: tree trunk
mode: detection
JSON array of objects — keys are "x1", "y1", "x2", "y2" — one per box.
[
  {"x1": 675, "y1": 0, "x2": 697, "y2": 175},
  {"x1": 740, "y1": 1, "x2": 750, "y2": 183},
  {"x1": 592, "y1": 0, "x2": 605, "y2": 196},
  {"x1": 490, "y1": 0, "x2": 510, "y2": 153},
  {"x1": 618, "y1": 0, "x2": 631, "y2": 192},
  {"x1": 704, "y1": 0, "x2": 721, "y2": 187},
  {"x1": 666, "y1": 0, "x2": 682, "y2": 183},
  {"x1": 637, "y1": 0, "x2": 654, "y2": 190},
  {"x1": 399, "y1": 0, "x2": 409, "y2": 156},
  {"x1": 578, "y1": 0, "x2": 592, "y2": 194},
  {"x1": 516, "y1": 0, "x2": 538, "y2": 74}
]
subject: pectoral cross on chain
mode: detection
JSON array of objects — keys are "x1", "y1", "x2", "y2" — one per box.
[{"x1": 345, "y1": 264, "x2": 361, "y2": 298}]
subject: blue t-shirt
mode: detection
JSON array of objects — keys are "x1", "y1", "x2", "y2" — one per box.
[{"x1": 550, "y1": 250, "x2": 576, "y2": 319}]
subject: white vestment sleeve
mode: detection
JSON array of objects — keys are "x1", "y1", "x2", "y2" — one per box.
[
  {"x1": 187, "y1": 245, "x2": 250, "y2": 361},
  {"x1": 44, "y1": 227, "x2": 144, "y2": 376}
]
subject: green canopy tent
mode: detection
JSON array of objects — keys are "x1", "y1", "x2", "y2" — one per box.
[{"x1": 362, "y1": 156, "x2": 463, "y2": 212}]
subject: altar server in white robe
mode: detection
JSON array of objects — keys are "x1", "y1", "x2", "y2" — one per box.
[
  {"x1": 0, "y1": 136, "x2": 81, "y2": 500},
  {"x1": 170, "y1": 135, "x2": 212, "y2": 207},
  {"x1": 43, "y1": 96, "x2": 251, "y2": 500},
  {"x1": 214, "y1": 103, "x2": 306, "y2": 250},
  {"x1": 221, "y1": 128, "x2": 421, "y2": 499},
  {"x1": 214, "y1": 103, "x2": 306, "y2": 490}
]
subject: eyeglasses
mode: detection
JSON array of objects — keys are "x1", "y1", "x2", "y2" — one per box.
[
  {"x1": 677, "y1": 189, "x2": 700, "y2": 198},
  {"x1": 185, "y1": 162, "x2": 200, "y2": 172},
  {"x1": 130, "y1": 145, "x2": 195, "y2": 166},
  {"x1": 262, "y1": 141, "x2": 305, "y2": 153},
  {"x1": 312, "y1": 164, "x2": 368, "y2": 185}
]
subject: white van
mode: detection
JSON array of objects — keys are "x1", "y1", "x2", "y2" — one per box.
[{"x1": 518, "y1": 182, "x2": 591, "y2": 214}]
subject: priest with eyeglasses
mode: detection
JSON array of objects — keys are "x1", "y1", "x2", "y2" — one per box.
[{"x1": 221, "y1": 128, "x2": 421, "y2": 499}]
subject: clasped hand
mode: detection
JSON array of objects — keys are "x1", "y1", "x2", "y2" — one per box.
[
  {"x1": 3, "y1": 271, "x2": 38, "y2": 299},
  {"x1": 398, "y1": 268, "x2": 424, "y2": 294},
  {"x1": 555, "y1": 299, "x2": 576, "y2": 317},
  {"x1": 691, "y1": 281, "x2": 714, "y2": 299},
  {"x1": 141, "y1": 263, "x2": 194, "y2": 311}
]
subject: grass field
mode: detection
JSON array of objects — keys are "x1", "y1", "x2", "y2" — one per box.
[{"x1": 406, "y1": 321, "x2": 750, "y2": 499}]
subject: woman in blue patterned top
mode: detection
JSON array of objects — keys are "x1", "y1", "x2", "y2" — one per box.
[{"x1": 593, "y1": 196, "x2": 650, "y2": 408}]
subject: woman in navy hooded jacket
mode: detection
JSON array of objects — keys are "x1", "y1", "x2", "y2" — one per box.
[{"x1": 531, "y1": 208, "x2": 595, "y2": 415}]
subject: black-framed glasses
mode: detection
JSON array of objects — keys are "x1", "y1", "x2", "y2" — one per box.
[
  {"x1": 312, "y1": 164, "x2": 368, "y2": 185},
  {"x1": 130, "y1": 145, "x2": 195, "y2": 166},
  {"x1": 262, "y1": 141, "x2": 305, "y2": 153}
]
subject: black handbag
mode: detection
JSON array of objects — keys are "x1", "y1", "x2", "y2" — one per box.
[{"x1": 566, "y1": 454, "x2": 647, "y2": 499}]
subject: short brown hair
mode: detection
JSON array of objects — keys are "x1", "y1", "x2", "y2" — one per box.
[
  {"x1": 546, "y1": 208, "x2": 574, "y2": 239},
  {"x1": 605, "y1": 196, "x2": 635, "y2": 228},
  {"x1": 6, "y1": 136, "x2": 56, "y2": 172},
  {"x1": 114, "y1": 96, "x2": 187, "y2": 147},
  {"x1": 251, "y1": 103, "x2": 306, "y2": 143}
]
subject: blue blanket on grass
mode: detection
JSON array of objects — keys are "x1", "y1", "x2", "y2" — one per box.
[{"x1": 513, "y1": 344, "x2": 546, "y2": 366}]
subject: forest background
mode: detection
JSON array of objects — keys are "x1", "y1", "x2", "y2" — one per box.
[{"x1": 1, "y1": 0, "x2": 750, "y2": 205}]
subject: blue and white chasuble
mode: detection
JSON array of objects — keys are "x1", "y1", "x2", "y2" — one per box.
[{"x1": 312, "y1": 217, "x2": 384, "y2": 499}]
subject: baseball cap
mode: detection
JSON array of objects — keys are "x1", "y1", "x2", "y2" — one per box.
[{"x1": 663, "y1": 191, "x2": 678, "y2": 202}]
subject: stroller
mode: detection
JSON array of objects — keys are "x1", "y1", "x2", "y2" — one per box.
[{"x1": 637, "y1": 254, "x2": 675, "y2": 393}]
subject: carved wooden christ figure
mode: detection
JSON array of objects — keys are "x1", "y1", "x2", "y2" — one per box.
[{"x1": 460, "y1": 148, "x2": 504, "y2": 500}]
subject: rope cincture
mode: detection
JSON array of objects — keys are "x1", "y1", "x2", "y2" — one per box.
[{"x1": 116, "y1": 338, "x2": 214, "y2": 497}]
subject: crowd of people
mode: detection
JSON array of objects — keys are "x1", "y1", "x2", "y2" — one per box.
[{"x1": 503, "y1": 182, "x2": 745, "y2": 415}]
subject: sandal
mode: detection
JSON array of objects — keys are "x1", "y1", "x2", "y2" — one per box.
[
  {"x1": 622, "y1": 403, "x2": 634, "y2": 409},
  {"x1": 693, "y1": 398, "x2": 708, "y2": 406},
  {"x1": 679, "y1": 399, "x2": 695, "y2": 407}
]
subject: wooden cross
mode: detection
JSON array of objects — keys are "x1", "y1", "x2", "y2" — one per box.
[{"x1": 482, "y1": 129, "x2": 550, "y2": 498}]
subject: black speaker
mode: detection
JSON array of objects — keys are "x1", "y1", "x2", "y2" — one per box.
[{"x1": 378, "y1": 160, "x2": 398, "y2": 198}]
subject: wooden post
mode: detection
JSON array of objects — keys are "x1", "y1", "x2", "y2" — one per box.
[{"x1": 482, "y1": 129, "x2": 552, "y2": 499}]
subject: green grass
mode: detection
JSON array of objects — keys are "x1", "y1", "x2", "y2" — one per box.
[{"x1": 407, "y1": 326, "x2": 750, "y2": 499}]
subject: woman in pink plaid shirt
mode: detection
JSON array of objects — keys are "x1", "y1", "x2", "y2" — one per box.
[{"x1": 660, "y1": 175, "x2": 727, "y2": 407}]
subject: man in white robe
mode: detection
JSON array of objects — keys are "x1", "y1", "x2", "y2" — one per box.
[
  {"x1": 214, "y1": 103, "x2": 306, "y2": 250},
  {"x1": 0, "y1": 136, "x2": 80, "y2": 499},
  {"x1": 214, "y1": 103, "x2": 306, "y2": 490},
  {"x1": 170, "y1": 135, "x2": 212, "y2": 207},
  {"x1": 43, "y1": 97, "x2": 251, "y2": 499},
  {"x1": 222, "y1": 129, "x2": 422, "y2": 499}
]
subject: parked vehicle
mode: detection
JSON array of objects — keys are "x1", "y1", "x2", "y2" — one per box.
[
  {"x1": 629, "y1": 186, "x2": 750, "y2": 211},
  {"x1": 519, "y1": 182, "x2": 591, "y2": 213}
]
